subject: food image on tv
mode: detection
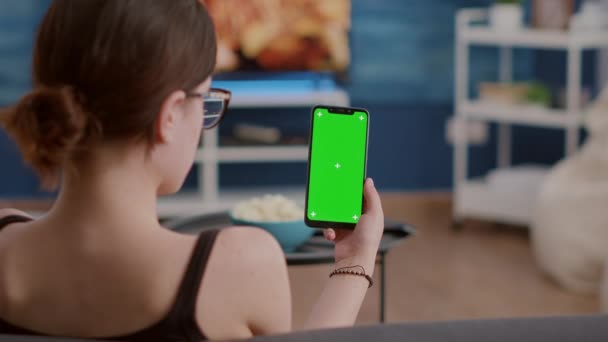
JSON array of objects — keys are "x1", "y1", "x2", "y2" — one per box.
[{"x1": 205, "y1": 0, "x2": 351, "y2": 72}]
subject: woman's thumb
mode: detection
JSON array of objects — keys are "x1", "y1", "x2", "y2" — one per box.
[{"x1": 363, "y1": 178, "x2": 382, "y2": 215}]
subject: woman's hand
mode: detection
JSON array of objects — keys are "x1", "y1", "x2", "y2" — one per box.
[{"x1": 322, "y1": 178, "x2": 384, "y2": 274}]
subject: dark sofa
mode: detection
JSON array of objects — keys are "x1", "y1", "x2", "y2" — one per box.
[{"x1": 1, "y1": 314, "x2": 607, "y2": 341}]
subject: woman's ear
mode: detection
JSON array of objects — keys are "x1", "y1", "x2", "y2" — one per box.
[{"x1": 155, "y1": 90, "x2": 186, "y2": 144}]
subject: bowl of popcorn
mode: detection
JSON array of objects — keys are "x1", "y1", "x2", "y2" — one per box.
[{"x1": 230, "y1": 194, "x2": 315, "y2": 252}]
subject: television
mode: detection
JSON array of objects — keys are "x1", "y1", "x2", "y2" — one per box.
[{"x1": 206, "y1": 0, "x2": 351, "y2": 76}]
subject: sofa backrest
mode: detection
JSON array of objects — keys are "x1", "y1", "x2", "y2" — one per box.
[{"x1": 2, "y1": 314, "x2": 607, "y2": 342}]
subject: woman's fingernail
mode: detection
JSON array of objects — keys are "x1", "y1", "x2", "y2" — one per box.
[{"x1": 369, "y1": 178, "x2": 374, "y2": 187}]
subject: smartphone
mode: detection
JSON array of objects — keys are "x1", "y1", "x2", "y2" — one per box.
[{"x1": 305, "y1": 105, "x2": 369, "y2": 229}]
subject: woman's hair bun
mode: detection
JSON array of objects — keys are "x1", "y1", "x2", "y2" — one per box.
[{"x1": 0, "y1": 85, "x2": 89, "y2": 189}]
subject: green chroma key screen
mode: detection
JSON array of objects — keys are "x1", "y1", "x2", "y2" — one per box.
[{"x1": 306, "y1": 107, "x2": 369, "y2": 225}]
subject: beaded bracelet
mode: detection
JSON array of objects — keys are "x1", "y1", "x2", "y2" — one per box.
[{"x1": 329, "y1": 265, "x2": 373, "y2": 288}]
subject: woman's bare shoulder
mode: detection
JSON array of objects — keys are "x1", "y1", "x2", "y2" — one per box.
[
  {"x1": 0, "y1": 208, "x2": 32, "y2": 220},
  {"x1": 216, "y1": 226, "x2": 283, "y2": 256},
  {"x1": 197, "y1": 226, "x2": 291, "y2": 339},
  {"x1": 208, "y1": 225, "x2": 288, "y2": 278},
  {"x1": 0, "y1": 209, "x2": 33, "y2": 245},
  {"x1": 0, "y1": 209, "x2": 33, "y2": 308}
]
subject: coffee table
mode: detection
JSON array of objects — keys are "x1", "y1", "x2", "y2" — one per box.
[{"x1": 164, "y1": 212, "x2": 415, "y2": 322}]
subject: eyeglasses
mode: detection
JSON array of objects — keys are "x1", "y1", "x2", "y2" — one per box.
[{"x1": 185, "y1": 88, "x2": 231, "y2": 129}]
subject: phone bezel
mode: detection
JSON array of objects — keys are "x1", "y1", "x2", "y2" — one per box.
[{"x1": 304, "y1": 105, "x2": 370, "y2": 229}]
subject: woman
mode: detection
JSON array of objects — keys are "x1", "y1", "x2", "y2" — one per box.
[{"x1": 0, "y1": 0, "x2": 384, "y2": 341}]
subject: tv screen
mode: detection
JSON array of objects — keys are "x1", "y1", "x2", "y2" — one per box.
[{"x1": 206, "y1": 0, "x2": 351, "y2": 74}]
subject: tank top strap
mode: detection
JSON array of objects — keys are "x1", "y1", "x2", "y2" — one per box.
[{"x1": 0, "y1": 215, "x2": 32, "y2": 231}]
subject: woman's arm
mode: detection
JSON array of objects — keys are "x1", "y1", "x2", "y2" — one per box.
[
  {"x1": 203, "y1": 178, "x2": 382, "y2": 337},
  {"x1": 302, "y1": 257, "x2": 374, "y2": 330},
  {"x1": 241, "y1": 228, "x2": 292, "y2": 335},
  {"x1": 198, "y1": 226, "x2": 292, "y2": 339},
  {"x1": 302, "y1": 178, "x2": 384, "y2": 330}
]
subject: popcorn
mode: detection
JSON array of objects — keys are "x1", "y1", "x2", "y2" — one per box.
[{"x1": 232, "y1": 194, "x2": 303, "y2": 222}]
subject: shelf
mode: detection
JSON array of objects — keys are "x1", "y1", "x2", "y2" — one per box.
[
  {"x1": 458, "y1": 101, "x2": 581, "y2": 128},
  {"x1": 455, "y1": 178, "x2": 539, "y2": 226},
  {"x1": 460, "y1": 26, "x2": 608, "y2": 50},
  {"x1": 452, "y1": 8, "x2": 587, "y2": 226},
  {"x1": 220, "y1": 135, "x2": 308, "y2": 147},
  {"x1": 231, "y1": 89, "x2": 349, "y2": 108},
  {"x1": 158, "y1": 187, "x2": 306, "y2": 218},
  {"x1": 196, "y1": 146, "x2": 309, "y2": 163},
  {"x1": 211, "y1": 80, "x2": 350, "y2": 108}
]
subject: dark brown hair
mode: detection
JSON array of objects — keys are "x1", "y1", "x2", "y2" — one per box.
[{"x1": 0, "y1": 0, "x2": 217, "y2": 189}]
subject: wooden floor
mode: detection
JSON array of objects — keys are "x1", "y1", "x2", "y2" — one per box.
[{"x1": 288, "y1": 193, "x2": 598, "y2": 329}]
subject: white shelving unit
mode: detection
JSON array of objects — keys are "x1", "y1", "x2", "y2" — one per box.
[
  {"x1": 158, "y1": 83, "x2": 349, "y2": 218},
  {"x1": 452, "y1": 8, "x2": 608, "y2": 227}
]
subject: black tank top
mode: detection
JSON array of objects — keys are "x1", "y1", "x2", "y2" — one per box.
[{"x1": 0, "y1": 215, "x2": 219, "y2": 341}]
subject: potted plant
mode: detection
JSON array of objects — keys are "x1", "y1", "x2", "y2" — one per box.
[
  {"x1": 490, "y1": 0, "x2": 524, "y2": 31},
  {"x1": 525, "y1": 82, "x2": 552, "y2": 108}
]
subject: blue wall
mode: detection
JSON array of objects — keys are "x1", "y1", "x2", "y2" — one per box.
[
  {"x1": 0, "y1": 1, "x2": 50, "y2": 196},
  {"x1": 217, "y1": 0, "x2": 538, "y2": 191},
  {"x1": 0, "y1": 0, "x2": 591, "y2": 197}
]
